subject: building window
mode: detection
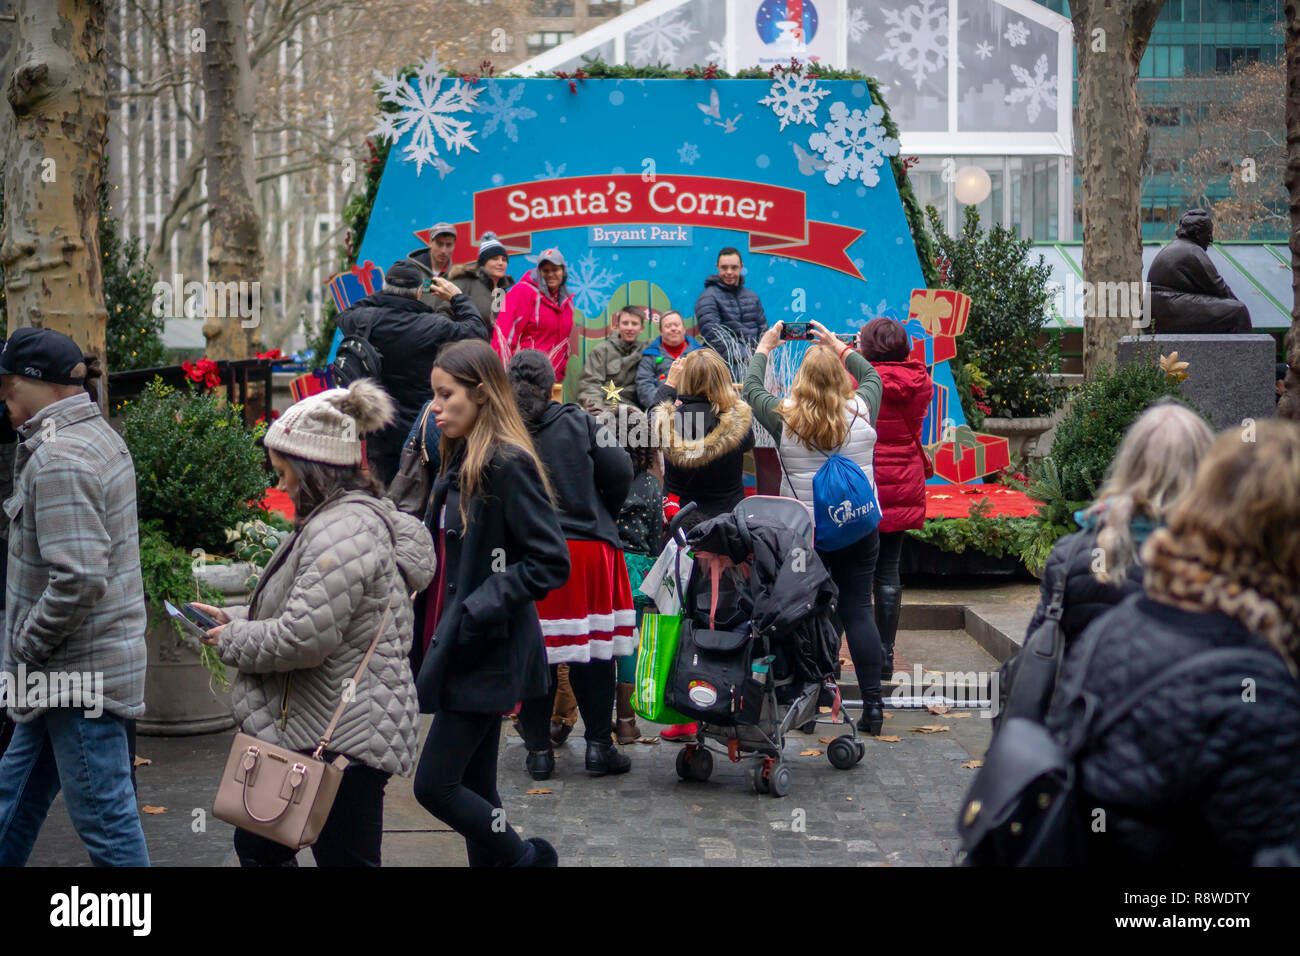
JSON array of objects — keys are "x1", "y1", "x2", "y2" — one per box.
[
  {"x1": 1215, "y1": 46, "x2": 1262, "y2": 71},
  {"x1": 527, "y1": 30, "x2": 575, "y2": 54},
  {"x1": 531, "y1": 0, "x2": 574, "y2": 15}
]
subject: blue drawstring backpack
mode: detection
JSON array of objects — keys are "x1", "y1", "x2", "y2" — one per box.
[{"x1": 781, "y1": 408, "x2": 880, "y2": 550}]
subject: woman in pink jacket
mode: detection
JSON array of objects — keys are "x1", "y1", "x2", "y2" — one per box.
[{"x1": 492, "y1": 249, "x2": 575, "y2": 381}]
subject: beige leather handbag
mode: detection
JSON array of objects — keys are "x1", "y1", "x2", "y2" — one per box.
[{"x1": 212, "y1": 599, "x2": 395, "y2": 849}]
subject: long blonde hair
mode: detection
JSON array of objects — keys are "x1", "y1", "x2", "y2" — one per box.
[
  {"x1": 434, "y1": 340, "x2": 554, "y2": 525},
  {"x1": 1142, "y1": 419, "x2": 1300, "y2": 673},
  {"x1": 780, "y1": 344, "x2": 854, "y2": 451},
  {"x1": 1087, "y1": 402, "x2": 1214, "y2": 583},
  {"x1": 675, "y1": 348, "x2": 737, "y2": 415}
]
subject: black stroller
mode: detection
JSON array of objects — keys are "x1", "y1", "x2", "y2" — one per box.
[{"x1": 663, "y1": 497, "x2": 865, "y2": 797}]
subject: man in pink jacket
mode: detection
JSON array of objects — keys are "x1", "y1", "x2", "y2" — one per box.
[{"x1": 492, "y1": 249, "x2": 575, "y2": 382}]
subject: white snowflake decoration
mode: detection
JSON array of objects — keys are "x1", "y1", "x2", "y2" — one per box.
[
  {"x1": 477, "y1": 81, "x2": 537, "y2": 143},
  {"x1": 807, "y1": 101, "x2": 900, "y2": 188},
  {"x1": 534, "y1": 161, "x2": 567, "y2": 181},
  {"x1": 568, "y1": 251, "x2": 623, "y2": 317},
  {"x1": 707, "y1": 40, "x2": 726, "y2": 64},
  {"x1": 975, "y1": 41, "x2": 993, "y2": 60},
  {"x1": 628, "y1": 10, "x2": 697, "y2": 63},
  {"x1": 677, "y1": 141, "x2": 700, "y2": 165},
  {"x1": 1004, "y1": 21, "x2": 1030, "y2": 47},
  {"x1": 370, "y1": 54, "x2": 481, "y2": 175},
  {"x1": 848, "y1": 6, "x2": 869, "y2": 43},
  {"x1": 860, "y1": 298, "x2": 892, "y2": 320},
  {"x1": 877, "y1": 0, "x2": 962, "y2": 91},
  {"x1": 1004, "y1": 54, "x2": 1058, "y2": 122},
  {"x1": 759, "y1": 72, "x2": 831, "y2": 131}
]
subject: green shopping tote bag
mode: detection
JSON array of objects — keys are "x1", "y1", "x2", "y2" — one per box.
[{"x1": 631, "y1": 612, "x2": 691, "y2": 724}]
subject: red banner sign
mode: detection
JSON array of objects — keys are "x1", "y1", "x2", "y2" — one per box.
[{"x1": 414, "y1": 174, "x2": 865, "y2": 279}]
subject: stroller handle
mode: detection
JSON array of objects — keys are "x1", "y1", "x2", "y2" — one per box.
[{"x1": 667, "y1": 500, "x2": 699, "y2": 546}]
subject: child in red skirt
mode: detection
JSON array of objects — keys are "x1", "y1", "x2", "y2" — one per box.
[{"x1": 507, "y1": 351, "x2": 636, "y2": 780}]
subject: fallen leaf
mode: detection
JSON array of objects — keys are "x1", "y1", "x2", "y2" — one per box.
[
  {"x1": 141, "y1": 805, "x2": 166, "y2": 814},
  {"x1": 690, "y1": 805, "x2": 703, "y2": 812},
  {"x1": 884, "y1": 713, "x2": 894, "y2": 719},
  {"x1": 525, "y1": 788, "x2": 552, "y2": 795},
  {"x1": 818, "y1": 706, "x2": 832, "y2": 713},
  {"x1": 932, "y1": 494, "x2": 953, "y2": 500},
  {"x1": 846, "y1": 797, "x2": 853, "y2": 801},
  {"x1": 926, "y1": 703, "x2": 951, "y2": 715},
  {"x1": 950, "y1": 713, "x2": 973, "y2": 719},
  {"x1": 961, "y1": 760, "x2": 983, "y2": 769},
  {"x1": 818, "y1": 737, "x2": 835, "y2": 744},
  {"x1": 133, "y1": 755, "x2": 152, "y2": 767},
  {"x1": 636, "y1": 736, "x2": 661, "y2": 744},
  {"x1": 799, "y1": 749, "x2": 823, "y2": 757},
  {"x1": 914, "y1": 725, "x2": 950, "y2": 734},
  {"x1": 876, "y1": 735, "x2": 902, "y2": 742}
]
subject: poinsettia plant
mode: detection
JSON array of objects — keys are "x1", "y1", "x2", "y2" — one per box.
[{"x1": 181, "y1": 357, "x2": 221, "y2": 390}]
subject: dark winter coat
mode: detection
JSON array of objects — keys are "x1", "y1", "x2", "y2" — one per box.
[
  {"x1": 694, "y1": 275, "x2": 767, "y2": 349},
  {"x1": 1044, "y1": 594, "x2": 1300, "y2": 865},
  {"x1": 1024, "y1": 520, "x2": 1150, "y2": 646},
  {"x1": 1146, "y1": 209, "x2": 1252, "y2": 333},
  {"x1": 616, "y1": 471, "x2": 663, "y2": 556},
  {"x1": 871, "y1": 358, "x2": 934, "y2": 533},
  {"x1": 336, "y1": 290, "x2": 488, "y2": 479},
  {"x1": 651, "y1": 383, "x2": 755, "y2": 527},
  {"x1": 687, "y1": 507, "x2": 839, "y2": 684},
  {"x1": 635, "y1": 335, "x2": 702, "y2": 409},
  {"x1": 414, "y1": 445, "x2": 570, "y2": 714},
  {"x1": 526, "y1": 401, "x2": 633, "y2": 549},
  {"x1": 438, "y1": 262, "x2": 514, "y2": 333}
]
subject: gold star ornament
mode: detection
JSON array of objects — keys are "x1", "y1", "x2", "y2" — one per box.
[{"x1": 601, "y1": 380, "x2": 623, "y2": 406}]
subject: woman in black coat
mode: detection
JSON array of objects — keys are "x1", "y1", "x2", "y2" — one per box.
[
  {"x1": 1043, "y1": 421, "x2": 1300, "y2": 866},
  {"x1": 411, "y1": 340, "x2": 569, "y2": 868}
]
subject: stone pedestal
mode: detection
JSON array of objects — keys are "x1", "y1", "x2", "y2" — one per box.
[{"x1": 1117, "y1": 334, "x2": 1276, "y2": 431}]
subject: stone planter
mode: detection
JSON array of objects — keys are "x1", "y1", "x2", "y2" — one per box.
[
  {"x1": 138, "y1": 562, "x2": 254, "y2": 737},
  {"x1": 978, "y1": 416, "x2": 1055, "y2": 466}
]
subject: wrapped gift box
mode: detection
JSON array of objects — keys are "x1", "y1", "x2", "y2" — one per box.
[
  {"x1": 909, "y1": 288, "x2": 972, "y2": 338},
  {"x1": 327, "y1": 260, "x2": 383, "y2": 312},
  {"x1": 904, "y1": 317, "x2": 934, "y2": 366},
  {"x1": 933, "y1": 431, "x2": 1011, "y2": 484},
  {"x1": 923, "y1": 382, "x2": 950, "y2": 444},
  {"x1": 931, "y1": 333, "x2": 957, "y2": 365}
]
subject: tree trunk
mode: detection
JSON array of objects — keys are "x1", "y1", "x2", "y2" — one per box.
[
  {"x1": 1, "y1": 0, "x2": 109, "y2": 381},
  {"x1": 1069, "y1": 0, "x2": 1166, "y2": 379},
  {"x1": 200, "y1": 0, "x2": 263, "y2": 360},
  {"x1": 1281, "y1": 0, "x2": 1300, "y2": 422}
]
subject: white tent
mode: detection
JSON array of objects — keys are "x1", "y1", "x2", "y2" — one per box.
[{"x1": 514, "y1": 0, "x2": 1074, "y2": 239}]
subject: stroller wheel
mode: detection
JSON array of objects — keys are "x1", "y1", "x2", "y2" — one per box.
[
  {"x1": 827, "y1": 736, "x2": 857, "y2": 770},
  {"x1": 747, "y1": 766, "x2": 769, "y2": 794},
  {"x1": 689, "y1": 748, "x2": 713, "y2": 782},
  {"x1": 769, "y1": 764, "x2": 792, "y2": 798},
  {"x1": 854, "y1": 740, "x2": 867, "y2": 764},
  {"x1": 675, "y1": 748, "x2": 692, "y2": 781}
]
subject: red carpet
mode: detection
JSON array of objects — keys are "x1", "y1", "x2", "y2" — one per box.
[
  {"x1": 258, "y1": 488, "x2": 295, "y2": 522},
  {"x1": 925, "y1": 483, "x2": 1038, "y2": 519}
]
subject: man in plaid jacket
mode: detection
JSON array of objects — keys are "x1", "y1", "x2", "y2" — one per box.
[{"x1": 0, "y1": 328, "x2": 150, "y2": 866}]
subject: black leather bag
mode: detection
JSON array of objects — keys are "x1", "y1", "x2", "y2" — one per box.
[
  {"x1": 387, "y1": 403, "x2": 434, "y2": 517},
  {"x1": 666, "y1": 623, "x2": 763, "y2": 727},
  {"x1": 957, "y1": 645, "x2": 1283, "y2": 866}
]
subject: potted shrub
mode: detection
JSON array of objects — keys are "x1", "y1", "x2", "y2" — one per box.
[
  {"x1": 120, "y1": 378, "x2": 276, "y2": 734},
  {"x1": 927, "y1": 205, "x2": 1066, "y2": 463}
]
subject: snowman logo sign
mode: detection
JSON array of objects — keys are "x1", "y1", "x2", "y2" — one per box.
[{"x1": 755, "y1": 0, "x2": 820, "y2": 52}]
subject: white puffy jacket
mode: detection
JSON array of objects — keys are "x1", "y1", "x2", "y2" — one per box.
[{"x1": 774, "y1": 395, "x2": 878, "y2": 505}]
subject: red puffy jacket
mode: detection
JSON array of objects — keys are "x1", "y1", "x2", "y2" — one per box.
[{"x1": 871, "y1": 358, "x2": 934, "y2": 533}]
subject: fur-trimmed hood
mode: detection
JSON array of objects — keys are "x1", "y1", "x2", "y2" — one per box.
[{"x1": 653, "y1": 395, "x2": 753, "y2": 468}]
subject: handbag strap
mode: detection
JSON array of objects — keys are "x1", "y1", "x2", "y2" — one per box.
[
  {"x1": 413, "y1": 402, "x2": 434, "y2": 463},
  {"x1": 313, "y1": 594, "x2": 397, "y2": 758}
]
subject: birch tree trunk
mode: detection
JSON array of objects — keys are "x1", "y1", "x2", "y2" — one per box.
[
  {"x1": 200, "y1": 0, "x2": 263, "y2": 360},
  {"x1": 1280, "y1": 0, "x2": 1300, "y2": 422},
  {"x1": 1068, "y1": 0, "x2": 1166, "y2": 379},
  {"x1": 1, "y1": 0, "x2": 109, "y2": 377}
]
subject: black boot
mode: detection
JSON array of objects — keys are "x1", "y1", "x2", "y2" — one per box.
[
  {"x1": 585, "y1": 739, "x2": 632, "y2": 776},
  {"x1": 857, "y1": 693, "x2": 884, "y2": 737},
  {"x1": 526, "y1": 749, "x2": 555, "y2": 781},
  {"x1": 875, "y1": 584, "x2": 903, "y2": 685}
]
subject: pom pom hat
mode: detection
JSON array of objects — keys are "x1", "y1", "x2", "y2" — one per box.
[{"x1": 264, "y1": 379, "x2": 394, "y2": 466}]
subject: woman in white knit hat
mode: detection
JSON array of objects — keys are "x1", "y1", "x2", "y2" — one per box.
[{"x1": 195, "y1": 380, "x2": 435, "y2": 867}]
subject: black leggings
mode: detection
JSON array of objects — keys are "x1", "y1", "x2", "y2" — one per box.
[
  {"x1": 413, "y1": 710, "x2": 527, "y2": 868},
  {"x1": 234, "y1": 761, "x2": 391, "y2": 867},
  {"x1": 874, "y1": 530, "x2": 905, "y2": 590},
  {"x1": 518, "y1": 659, "x2": 616, "y2": 751},
  {"x1": 817, "y1": 530, "x2": 883, "y2": 701}
]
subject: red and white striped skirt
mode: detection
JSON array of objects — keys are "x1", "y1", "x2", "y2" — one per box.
[{"x1": 536, "y1": 538, "x2": 637, "y2": 664}]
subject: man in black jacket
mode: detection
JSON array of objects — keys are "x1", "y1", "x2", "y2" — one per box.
[{"x1": 336, "y1": 260, "x2": 488, "y2": 483}]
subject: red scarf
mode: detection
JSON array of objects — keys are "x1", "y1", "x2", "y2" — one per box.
[{"x1": 662, "y1": 339, "x2": 688, "y2": 360}]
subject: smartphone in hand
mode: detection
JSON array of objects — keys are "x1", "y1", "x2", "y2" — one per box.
[
  {"x1": 182, "y1": 603, "x2": 222, "y2": 630},
  {"x1": 780, "y1": 322, "x2": 811, "y2": 341}
]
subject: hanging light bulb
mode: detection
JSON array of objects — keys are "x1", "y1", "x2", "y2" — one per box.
[{"x1": 954, "y1": 166, "x2": 992, "y2": 205}]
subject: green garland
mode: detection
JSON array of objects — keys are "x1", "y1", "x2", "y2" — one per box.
[
  {"x1": 905, "y1": 498, "x2": 1039, "y2": 560},
  {"x1": 309, "y1": 57, "x2": 939, "y2": 362}
]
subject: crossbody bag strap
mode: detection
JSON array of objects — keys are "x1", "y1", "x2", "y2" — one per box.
[
  {"x1": 414, "y1": 402, "x2": 434, "y2": 463},
  {"x1": 313, "y1": 594, "x2": 397, "y2": 759}
]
